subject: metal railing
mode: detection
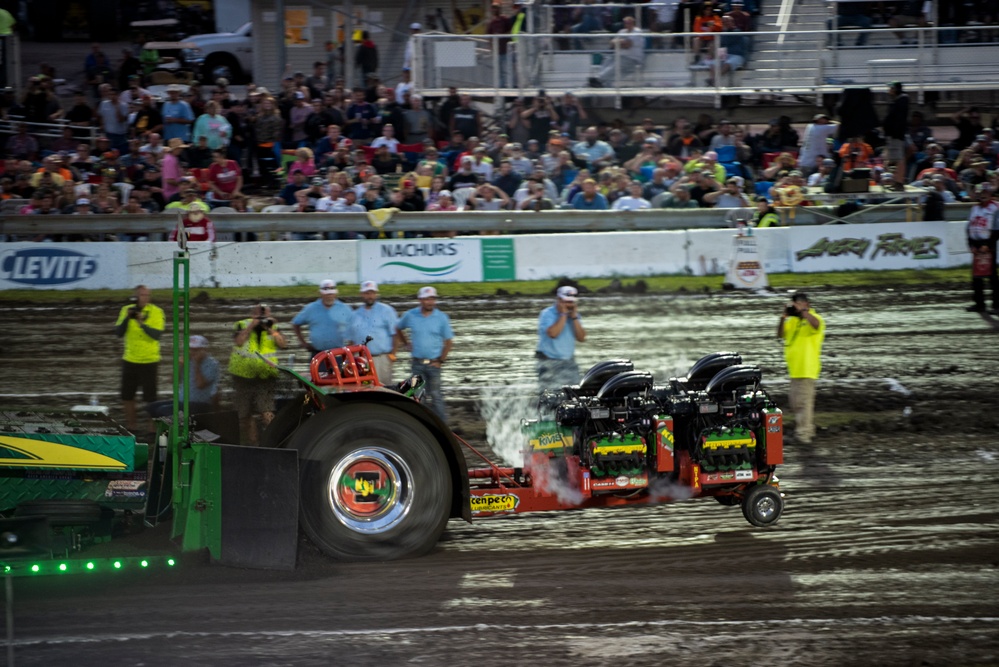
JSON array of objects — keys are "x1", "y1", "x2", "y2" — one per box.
[
  {"x1": 412, "y1": 24, "x2": 999, "y2": 104},
  {"x1": 0, "y1": 204, "x2": 972, "y2": 239},
  {"x1": 0, "y1": 117, "x2": 99, "y2": 146}
]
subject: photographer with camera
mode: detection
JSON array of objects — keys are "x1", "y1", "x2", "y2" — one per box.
[
  {"x1": 536, "y1": 285, "x2": 587, "y2": 391},
  {"x1": 228, "y1": 303, "x2": 288, "y2": 445},
  {"x1": 521, "y1": 91, "x2": 559, "y2": 146},
  {"x1": 114, "y1": 285, "x2": 165, "y2": 433},
  {"x1": 777, "y1": 292, "x2": 826, "y2": 445}
]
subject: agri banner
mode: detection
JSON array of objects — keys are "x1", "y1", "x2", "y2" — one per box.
[
  {"x1": 0, "y1": 244, "x2": 130, "y2": 290},
  {"x1": 789, "y1": 221, "x2": 949, "y2": 272},
  {"x1": 358, "y1": 238, "x2": 516, "y2": 283}
]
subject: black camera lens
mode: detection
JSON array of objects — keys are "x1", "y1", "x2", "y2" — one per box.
[{"x1": 785, "y1": 305, "x2": 798, "y2": 317}]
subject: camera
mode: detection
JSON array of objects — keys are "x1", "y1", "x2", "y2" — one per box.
[
  {"x1": 128, "y1": 306, "x2": 141, "y2": 319},
  {"x1": 256, "y1": 304, "x2": 274, "y2": 329},
  {"x1": 785, "y1": 305, "x2": 799, "y2": 317}
]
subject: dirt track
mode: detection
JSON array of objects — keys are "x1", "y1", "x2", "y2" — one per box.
[{"x1": 5, "y1": 281, "x2": 999, "y2": 666}]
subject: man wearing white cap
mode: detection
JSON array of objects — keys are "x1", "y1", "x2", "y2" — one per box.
[
  {"x1": 148, "y1": 335, "x2": 220, "y2": 418},
  {"x1": 292, "y1": 280, "x2": 354, "y2": 355},
  {"x1": 536, "y1": 285, "x2": 587, "y2": 390},
  {"x1": 396, "y1": 286, "x2": 454, "y2": 421},
  {"x1": 350, "y1": 281, "x2": 399, "y2": 383},
  {"x1": 404, "y1": 22, "x2": 421, "y2": 71}
]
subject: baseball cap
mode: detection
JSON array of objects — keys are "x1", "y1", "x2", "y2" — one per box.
[
  {"x1": 417, "y1": 286, "x2": 438, "y2": 299},
  {"x1": 402, "y1": 179, "x2": 415, "y2": 187},
  {"x1": 822, "y1": 158, "x2": 836, "y2": 166},
  {"x1": 932, "y1": 161, "x2": 946, "y2": 169},
  {"x1": 556, "y1": 285, "x2": 578, "y2": 302},
  {"x1": 295, "y1": 91, "x2": 306, "y2": 99},
  {"x1": 311, "y1": 177, "x2": 325, "y2": 186},
  {"x1": 438, "y1": 189, "x2": 452, "y2": 198},
  {"x1": 704, "y1": 150, "x2": 718, "y2": 160},
  {"x1": 410, "y1": 22, "x2": 422, "y2": 29},
  {"x1": 75, "y1": 197, "x2": 90, "y2": 205},
  {"x1": 189, "y1": 335, "x2": 209, "y2": 349},
  {"x1": 319, "y1": 279, "x2": 338, "y2": 294},
  {"x1": 360, "y1": 280, "x2": 379, "y2": 292},
  {"x1": 813, "y1": 113, "x2": 829, "y2": 120}
]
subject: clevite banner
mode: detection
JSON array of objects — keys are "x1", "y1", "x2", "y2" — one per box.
[
  {"x1": 789, "y1": 221, "x2": 950, "y2": 272},
  {"x1": 0, "y1": 244, "x2": 129, "y2": 289}
]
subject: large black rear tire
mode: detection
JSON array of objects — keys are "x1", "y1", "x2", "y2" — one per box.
[
  {"x1": 289, "y1": 403, "x2": 452, "y2": 561},
  {"x1": 260, "y1": 394, "x2": 312, "y2": 449}
]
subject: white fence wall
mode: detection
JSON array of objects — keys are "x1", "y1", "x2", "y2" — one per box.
[{"x1": 0, "y1": 222, "x2": 971, "y2": 291}]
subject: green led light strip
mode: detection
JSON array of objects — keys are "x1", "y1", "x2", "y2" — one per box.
[{"x1": 1, "y1": 556, "x2": 177, "y2": 577}]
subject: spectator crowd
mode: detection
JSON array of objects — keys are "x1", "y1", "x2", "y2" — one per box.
[{"x1": 2, "y1": 33, "x2": 998, "y2": 239}]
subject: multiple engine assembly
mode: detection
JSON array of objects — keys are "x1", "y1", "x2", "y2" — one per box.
[{"x1": 531, "y1": 352, "x2": 783, "y2": 494}]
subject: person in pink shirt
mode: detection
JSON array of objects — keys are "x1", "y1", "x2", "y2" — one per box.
[
  {"x1": 285, "y1": 147, "x2": 317, "y2": 183},
  {"x1": 161, "y1": 137, "x2": 187, "y2": 201}
]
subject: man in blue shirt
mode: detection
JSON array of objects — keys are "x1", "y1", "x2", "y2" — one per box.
[
  {"x1": 350, "y1": 280, "x2": 399, "y2": 383},
  {"x1": 396, "y1": 286, "x2": 454, "y2": 421},
  {"x1": 570, "y1": 178, "x2": 609, "y2": 210},
  {"x1": 291, "y1": 279, "x2": 354, "y2": 356},
  {"x1": 536, "y1": 285, "x2": 587, "y2": 390},
  {"x1": 161, "y1": 84, "x2": 195, "y2": 143},
  {"x1": 148, "y1": 334, "x2": 220, "y2": 418}
]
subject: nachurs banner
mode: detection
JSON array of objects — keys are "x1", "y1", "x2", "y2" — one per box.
[
  {"x1": 0, "y1": 245, "x2": 128, "y2": 289},
  {"x1": 789, "y1": 222, "x2": 950, "y2": 272},
  {"x1": 358, "y1": 239, "x2": 484, "y2": 282}
]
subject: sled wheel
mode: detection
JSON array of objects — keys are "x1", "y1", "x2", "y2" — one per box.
[{"x1": 742, "y1": 484, "x2": 783, "y2": 527}]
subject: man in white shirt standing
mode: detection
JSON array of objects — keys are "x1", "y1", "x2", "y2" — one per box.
[
  {"x1": 798, "y1": 113, "x2": 839, "y2": 176},
  {"x1": 590, "y1": 16, "x2": 644, "y2": 87}
]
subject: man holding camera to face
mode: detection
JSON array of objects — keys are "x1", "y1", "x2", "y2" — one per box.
[
  {"x1": 114, "y1": 285, "x2": 165, "y2": 432},
  {"x1": 777, "y1": 292, "x2": 826, "y2": 445},
  {"x1": 229, "y1": 303, "x2": 288, "y2": 445},
  {"x1": 536, "y1": 285, "x2": 587, "y2": 390}
]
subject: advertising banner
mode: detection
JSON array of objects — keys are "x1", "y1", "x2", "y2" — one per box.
[
  {"x1": 724, "y1": 233, "x2": 769, "y2": 289},
  {"x1": 789, "y1": 221, "x2": 950, "y2": 272},
  {"x1": 358, "y1": 238, "x2": 484, "y2": 283},
  {"x1": 0, "y1": 244, "x2": 129, "y2": 290}
]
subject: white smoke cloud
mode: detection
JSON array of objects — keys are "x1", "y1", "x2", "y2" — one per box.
[{"x1": 479, "y1": 385, "x2": 584, "y2": 507}]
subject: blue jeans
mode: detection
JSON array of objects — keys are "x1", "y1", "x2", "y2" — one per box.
[
  {"x1": 412, "y1": 359, "x2": 446, "y2": 422},
  {"x1": 537, "y1": 357, "x2": 580, "y2": 392}
]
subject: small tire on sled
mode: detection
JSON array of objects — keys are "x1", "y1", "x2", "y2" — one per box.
[{"x1": 742, "y1": 484, "x2": 783, "y2": 527}]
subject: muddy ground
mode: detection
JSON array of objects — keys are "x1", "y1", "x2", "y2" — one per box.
[{"x1": 4, "y1": 280, "x2": 999, "y2": 666}]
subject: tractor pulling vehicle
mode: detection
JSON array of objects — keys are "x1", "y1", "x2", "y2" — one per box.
[
  {"x1": 2, "y1": 247, "x2": 782, "y2": 572},
  {"x1": 263, "y1": 346, "x2": 785, "y2": 562}
]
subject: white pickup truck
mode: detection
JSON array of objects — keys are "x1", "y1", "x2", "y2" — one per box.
[{"x1": 182, "y1": 21, "x2": 254, "y2": 83}]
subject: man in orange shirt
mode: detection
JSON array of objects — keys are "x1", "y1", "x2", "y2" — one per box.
[{"x1": 838, "y1": 136, "x2": 873, "y2": 172}]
